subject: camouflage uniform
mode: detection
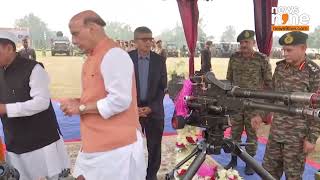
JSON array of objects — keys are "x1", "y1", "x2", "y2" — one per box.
[
  {"x1": 155, "y1": 40, "x2": 167, "y2": 62},
  {"x1": 226, "y1": 51, "x2": 273, "y2": 156},
  {"x1": 200, "y1": 41, "x2": 213, "y2": 73},
  {"x1": 200, "y1": 48, "x2": 211, "y2": 73},
  {"x1": 262, "y1": 59, "x2": 320, "y2": 180}
]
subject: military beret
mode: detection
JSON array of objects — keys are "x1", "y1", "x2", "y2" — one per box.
[
  {"x1": 237, "y1": 30, "x2": 255, "y2": 42},
  {"x1": 279, "y1": 31, "x2": 308, "y2": 46}
]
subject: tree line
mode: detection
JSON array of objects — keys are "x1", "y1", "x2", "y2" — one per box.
[{"x1": 14, "y1": 13, "x2": 320, "y2": 49}]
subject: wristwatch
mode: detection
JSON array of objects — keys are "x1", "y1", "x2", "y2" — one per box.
[{"x1": 79, "y1": 104, "x2": 86, "y2": 113}]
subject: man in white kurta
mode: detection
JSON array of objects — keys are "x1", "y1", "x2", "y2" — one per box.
[{"x1": 0, "y1": 31, "x2": 70, "y2": 180}]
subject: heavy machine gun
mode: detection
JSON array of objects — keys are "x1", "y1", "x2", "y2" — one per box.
[{"x1": 166, "y1": 72, "x2": 320, "y2": 180}]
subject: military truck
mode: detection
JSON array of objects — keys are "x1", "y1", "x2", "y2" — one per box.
[
  {"x1": 306, "y1": 48, "x2": 320, "y2": 60},
  {"x1": 214, "y1": 42, "x2": 239, "y2": 57},
  {"x1": 166, "y1": 43, "x2": 179, "y2": 57},
  {"x1": 186, "y1": 46, "x2": 201, "y2": 57},
  {"x1": 51, "y1": 31, "x2": 73, "y2": 56},
  {"x1": 73, "y1": 46, "x2": 85, "y2": 56}
]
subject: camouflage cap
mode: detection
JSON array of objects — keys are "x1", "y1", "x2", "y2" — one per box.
[
  {"x1": 237, "y1": 30, "x2": 255, "y2": 42},
  {"x1": 279, "y1": 31, "x2": 308, "y2": 46}
]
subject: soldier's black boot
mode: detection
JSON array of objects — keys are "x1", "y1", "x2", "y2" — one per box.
[
  {"x1": 315, "y1": 169, "x2": 320, "y2": 180},
  {"x1": 225, "y1": 155, "x2": 237, "y2": 169},
  {"x1": 244, "y1": 164, "x2": 255, "y2": 175}
]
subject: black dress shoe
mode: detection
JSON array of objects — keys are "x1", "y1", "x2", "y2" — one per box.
[
  {"x1": 244, "y1": 164, "x2": 255, "y2": 175},
  {"x1": 224, "y1": 155, "x2": 237, "y2": 169}
]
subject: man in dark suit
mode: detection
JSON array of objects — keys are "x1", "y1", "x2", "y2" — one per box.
[{"x1": 129, "y1": 26, "x2": 167, "y2": 180}]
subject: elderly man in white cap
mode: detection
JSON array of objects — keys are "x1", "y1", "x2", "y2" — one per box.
[{"x1": 0, "y1": 31, "x2": 70, "y2": 180}]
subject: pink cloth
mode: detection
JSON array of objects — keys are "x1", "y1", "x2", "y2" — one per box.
[
  {"x1": 197, "y1": 164, "x2": 218, "y2": 177},
  {"x1": 174, "y1": 79, "x2": 193, "y2": 117}
]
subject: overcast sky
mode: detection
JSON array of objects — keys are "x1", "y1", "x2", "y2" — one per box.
[{"x1": 0, "y1": 0, "x2": 319, "y2": 40}]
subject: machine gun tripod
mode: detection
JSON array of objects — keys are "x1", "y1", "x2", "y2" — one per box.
[{"x1": 165, "y1": 127, "x2": 276, "y2": 180}]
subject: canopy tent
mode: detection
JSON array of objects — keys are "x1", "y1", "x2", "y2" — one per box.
[
  {"x1": 177, "y1": 0, "x2": 278, "y2": 76},
  {"x1": 177, "y1": 0, "x2": 199, "y2": 76}
]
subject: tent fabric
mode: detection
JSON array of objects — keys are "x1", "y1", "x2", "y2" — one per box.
[
  {"x1": 177, "y1": 0, "x2": 278, "y2": 73},
  {"x1": 253, "y1": 0, "x2": 278, "y2": 56},
  {"x1": 177, "y1": 0, "x2": 199, "y2": 76}
]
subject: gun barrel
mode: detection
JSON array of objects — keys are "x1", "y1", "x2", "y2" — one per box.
[
  {"x1": 184, "y1": 96, "x2": 217, "y2": 103},
  {"x1": 187, "y1": 102, "x2": 202, "y2": 109},
  {"x1": 230, "y1": 87, "x2": 320, "y2": 105},
  {"x1": 186, "y1": 102, "x2": 224, "y2": 113},
  {"x1": 243, "y1": 101, "x2": 320, "y2": 120}
]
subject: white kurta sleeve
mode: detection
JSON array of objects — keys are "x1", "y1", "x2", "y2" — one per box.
[
  {"x1": 96, "y1": 48, "x2": 134, "y2": 119},
  {"x1": 6, "y1": 64, "x2": 51, "y2": 118}
]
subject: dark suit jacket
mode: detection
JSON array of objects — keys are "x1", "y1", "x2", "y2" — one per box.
[{"x1": 129, "y1": 50, "x2": 167, "y2": 120}]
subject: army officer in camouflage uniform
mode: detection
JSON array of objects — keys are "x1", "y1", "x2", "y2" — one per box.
[
  {"x1": 252, "y1": 31, "x2": 320, "y2": 180},
  {"x1": 226, "y1": 30, "x2": 273, "y2": 175}
]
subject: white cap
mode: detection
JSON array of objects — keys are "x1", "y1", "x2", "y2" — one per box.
[{"x1": 0, "y1": 31, "x2": 18, "y2": 45}]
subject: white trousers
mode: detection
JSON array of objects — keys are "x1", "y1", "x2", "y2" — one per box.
[
  {"x1": 6, "y1": 137, "x2": 70, "y2": 180},
  {"x1": 73, "y1": 130, "x2": 146, "y2": 180}
]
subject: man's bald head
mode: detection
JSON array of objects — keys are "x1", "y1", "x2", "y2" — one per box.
[
  {"x1": 69, "y1": 10, "x2": 108, "y2": 54},
  {"x1": 69, "y1": 10, "x2": 106, "y2": 27}
]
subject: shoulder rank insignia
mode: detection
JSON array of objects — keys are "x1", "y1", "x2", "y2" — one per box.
[{"x1": 308, "y1": 63, "x2": 319, "y2": 73}]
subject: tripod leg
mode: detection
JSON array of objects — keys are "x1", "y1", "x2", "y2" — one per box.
[
  {"x1": 165, "y1": 146, "x2": 200, "y2": 180},
  {"x1": 233, "y1": 144, "x2": 275, "y2": 180},
  {"x1": 182, "y1": 146, "x2": 207, "y2": 180},
  {"x1": 174, "y1": 146, "x2": 200, "y2": 171}
]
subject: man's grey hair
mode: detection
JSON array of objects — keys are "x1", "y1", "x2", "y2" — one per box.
[{"x1": 134, "y1": 26, "x2": 152, "y2": 39}]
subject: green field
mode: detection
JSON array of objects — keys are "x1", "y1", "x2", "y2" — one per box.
[{"x1": 36, "y1": 53, "x2": 319, "y2": 162}]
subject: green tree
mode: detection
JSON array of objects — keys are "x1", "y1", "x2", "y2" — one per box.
[
  {"x1": 104, "y1": 21, "x2": 133, "y2": 40},
  {"x1": 220, "y1": 25, "x2": 236, "y2": 42},
  {"x1": 308, "y1": 26, "x2": 320, "y2": 48},
  {"x1": 157, "y1": 23, "x2": 187, "y2": 48},
  {"x1": 157, "y1": 19, "x2": 209, "y2": 50},
  {"x1": 272, "y1": 35, "x2": 281, "y2": 48},
  {"x1": 14, "y1": 13, "x2": 54, "y2": 49},
  {"x1": 198, "y1": 18, "x2": 209, "y2": 43}
]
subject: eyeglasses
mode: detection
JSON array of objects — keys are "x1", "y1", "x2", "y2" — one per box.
[{"x1": 135, "y1": 38, "x2": 154, "y2": 42}]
